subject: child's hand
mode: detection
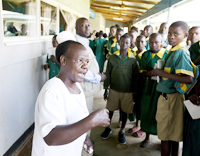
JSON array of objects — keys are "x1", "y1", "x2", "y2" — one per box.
[
  {"x1": 100, "y1": 73, "x2": 106, "y2": 82},
  {"x1": 43, "y1": 64, "x2": 49, "y2": 70},
  {"x1": 188, "y1": 94, "x2": 200, "y2": 106}
]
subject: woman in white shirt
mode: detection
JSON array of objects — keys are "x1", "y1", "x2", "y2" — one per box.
[{"x1": 32, "y1": 40, "x2": 110, "y2": 156}]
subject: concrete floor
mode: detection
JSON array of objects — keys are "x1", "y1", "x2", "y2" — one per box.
[
  {"x1": 14, "y1": 89, "x2": 183, "y2": 156},
  {"x1": 91, "y1": 89, "x2": 183, "y2": 156},
  {"x1": 91, "y1": 89, "x2": 161, "y2": 156}
]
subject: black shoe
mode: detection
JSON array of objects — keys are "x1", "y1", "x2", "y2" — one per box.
[
  {"x1": 118, "y1": 132, "x2": 126, "y2": 144},
  {"x1": 101, "y1": 127, "x2": 112, "y2": 139}
]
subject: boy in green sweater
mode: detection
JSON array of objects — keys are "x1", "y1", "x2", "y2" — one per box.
[{"x1": 101, "y1": 34, "x2": 139, "y2": 144}]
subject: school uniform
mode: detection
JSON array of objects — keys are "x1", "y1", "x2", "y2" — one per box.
[
  {"x1": 104, "y1": 49, "x2": 139, "y2": 114},
  {"x1": 189, "y1": 40, "x2": 200, "y2": 62},
  {"x1": 107, "y1": 37, "x2": 119, "y2": 57},
  {"x1": 88, "y1": 38, "x2": 95, "y2": 53},
  {"x1": 131, "y1": 49, "x2": 146, "y2": 120},
  {"x1": 94, "y1": 37, "x2": 107, "y2": 72},
  {"x1": 156, "y1": 42, "x2": 194, "y2": 141},
  {"x1": 182, "y1": 74, "x2": 200, "y2": 156},
  {"x1": 145, "y1": 37, "x2": 150, "y2": 50},
  {"x1": 140, "y1": 48, "x2": 168, "y2": 135},
  {"x1": 130, "y1": 46, "x2": 138, "y2": 53},
  {"x1": 46, "y1": 56, "x2": 60, "y2": 79}
]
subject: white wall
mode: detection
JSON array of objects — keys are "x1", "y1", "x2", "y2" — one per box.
[
  {"x1": 0, "y1": 0, "x2": 90, "y2": 155},
  {"x1": 105, "y1": 20, "x2": 129, "y2": 28},
  {"x1": 90, "y1": 13, "x2": 106, "y2": 32}
]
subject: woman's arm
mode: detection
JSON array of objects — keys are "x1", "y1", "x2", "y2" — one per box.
[{"x1": 44, "y1": 109, "x2": 110, "y2": 146}]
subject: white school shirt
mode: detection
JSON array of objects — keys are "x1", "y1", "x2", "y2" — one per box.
[{"x1": 32, "y1": 77, "x2": 89, "y2": 156}]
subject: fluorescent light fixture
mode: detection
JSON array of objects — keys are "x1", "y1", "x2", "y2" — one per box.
[
  {"x1": 113, "y1": 17, "x2": 123, "y2": 21},
  {"x1": 110, "y1": 6, "x2": 127, "y2": 10}
]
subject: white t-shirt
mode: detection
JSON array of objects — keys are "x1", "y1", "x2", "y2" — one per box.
[{"x1": 32, "y1": 77, "x2": 89, "y2": 156}]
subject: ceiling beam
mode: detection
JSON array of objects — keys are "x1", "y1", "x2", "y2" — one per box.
[
  {"x1": 102, "y1": 13, "x2": 134, "y2": 20},
  {"x1": 92, "y1": 8, "x2": 139, "y2": 17},
  {"x1": 91, "y1": 6, "x2": 142, "y2": 15},
  {"x1": 91, "y1": 4, "x2": 145, "y2": 14},
  {"x1": 93, "y1": 0, "x2": 158, "y2": 5},
  {"x1": 91, "y1": 1, "x2": 149, "y2": 10}
]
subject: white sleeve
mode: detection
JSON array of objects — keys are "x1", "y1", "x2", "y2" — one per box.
[
  {"x1": 84, "y1": 70, "x2": 101, "y2": 84},
  {"x1": 37, "y1": 89, "x2": 66, "y2": 137}
]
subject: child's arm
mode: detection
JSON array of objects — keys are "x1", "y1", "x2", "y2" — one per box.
[
  {"x1": 50, "y1": 55, "x2": 61, "y2": 67},
  {"x1": 188, "y1": 94, "x2": 200, "y2": 106},
  {"x1": 193, "y1": 56, "x2": 200, "y2": 65},
  {"x1": 103, "y1": 58, "x2": 111, "y2": 101},
  {"x1": 149, "y1": 68, "x2": 193, "y2": 84}
]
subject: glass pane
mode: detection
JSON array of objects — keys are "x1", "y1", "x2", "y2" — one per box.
[
  {"x1": 61, "y1": 10, "x2": 78, "y2": 35},
  {"x1": 41, "y1": 1, "x2": 57, "y2": 36},
  {"x1": 3, "y1": 0, "x2": 37, "y2": 37}
]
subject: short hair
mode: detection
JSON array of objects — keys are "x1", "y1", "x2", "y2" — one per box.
[
  {"x1": 99, "y1": 30, "x2": 103, "y2": 36},
  {"x1": 75, "y1": 17, "x2": 88, "y2": 28},
  {"x1": 110, "y1": 26, "x2": 116, "y2": 29},
  {"x1": 56, "y1": 40, "x2": 84, "y2": 63},
  {"x1": 53, "y1": 35, "x2": 57, "y2": 39},
  {"x1": 145, "y1": 25, "x2": 153, "y2": 30},
  {"x1": 170, "y1": 21, "x2": 188, "y2": 33},
  {"x1": 120, "y1": 34, "x2": 131, "y2": 41},
  {"x1": 117, "y1": 28, "x2": 124, "y2": 33},
  {"x1": 136, "y1": 35, "x2": 146, "y2": 40},
  {"x1": 160, "y1": 22, "x2": 167, "y2": 26},
  {"x1": 103, "y1": 33, "x2": 107, "y2": 38},
  {"x1": 129, "y1": 30, "x2": 137, "y2": 34},
  {"x1": 150, "y1": 33, "x2": 161, "y2": 40},
  {"x1": 189, "y1": 26, "x2": 200, "y2": 32},
  {"x1": 131, "y1": 26, "x2": 137, "y2": 30},
  {"x1": 115, "y1": 24, "x2": 120, "y2": 29}
]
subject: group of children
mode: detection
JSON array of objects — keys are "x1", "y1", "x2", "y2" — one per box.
[
  {"x1": 43, "y1": 21, "x2": 200, "y2": 156},
  {"x1": 99, "y1": 21, "x2": 200, "y2": 156}
]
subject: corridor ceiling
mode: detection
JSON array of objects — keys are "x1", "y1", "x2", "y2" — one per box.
[{"x1": 90, "y1": 0, "x2": 161, "y2": 23}]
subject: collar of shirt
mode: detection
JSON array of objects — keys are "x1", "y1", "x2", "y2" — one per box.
[
  {"x1": 151, "y1": 48, "x2": 166, "y2": 58},
  {"x1": 167, "y1": 42, "x2": 186, "y2": 54},
  {"x1": 111, "y1": 38, "x2": 117, "y2": 47},
  {"x1": 131, "y1": 46, "x2": 138, "y2": 52},
  {"x1": 199, "y1": 40, "x2": 200, "y2": 46},
  {"x1": 114, "y1": 48, "x2": 134, "y2": 58},
  {"x1": 146, "y1": 37, "x2": 149, "y2": 41},
  {"x1": 75, "y1": 34, "x2": 89, "y2": 46},
  {"x1": 133, "y1": 50, "x2": 146, "y2": 59}
]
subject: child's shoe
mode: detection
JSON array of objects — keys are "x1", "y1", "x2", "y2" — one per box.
[
  {"x1": 101, "y1": 127, "x2": 112, "y2": 139},
  {"x1": 118, "y1": 132, "x2": 126, "y2": 144}
]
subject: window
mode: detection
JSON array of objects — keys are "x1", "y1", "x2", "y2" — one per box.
[
  {"x1": 60, "y1": 10, "x2": 78, "y2": 34},
  {"x1": 40, "y1": 1, "x2": 57, "y2": 36},
  {"x1": 3, "y1": 0, "x2": 37, "y2": 37}
]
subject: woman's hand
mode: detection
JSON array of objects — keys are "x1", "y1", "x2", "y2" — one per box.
[{"x1": 89, "y1": 109, "x2": 110, "y2": 127}]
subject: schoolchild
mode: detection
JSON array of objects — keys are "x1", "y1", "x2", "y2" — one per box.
[
  {"x1": 143, "y1": 25, "x2": 153, "y2": 50},
  {"x1": 101, "y1": 34, "x2": 139, "y2": 144}
]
